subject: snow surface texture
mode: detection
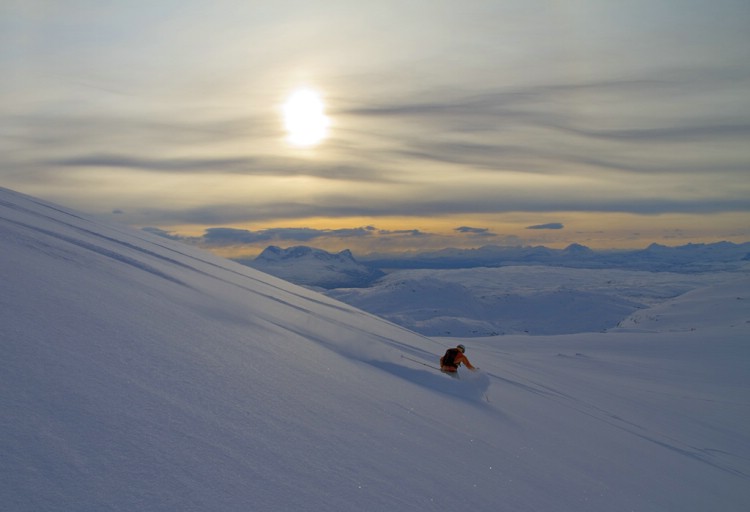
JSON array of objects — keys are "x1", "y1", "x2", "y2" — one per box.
[{"x1": 2, "y1": 187, "x2": 749, "y2": 511}]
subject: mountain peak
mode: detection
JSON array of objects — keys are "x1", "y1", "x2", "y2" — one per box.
[
  {"x1": 563, "y1": 243, "x2": 594, "y2": 254},
  {"x1": 248, "y1": 245, "x2": 383, "y2": 288},
  {"x1": 257, "y1": 245, "x2": 357, "y2": 263}
]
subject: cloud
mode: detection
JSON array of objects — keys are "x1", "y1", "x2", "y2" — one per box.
[
  {"x1": 48, "y1": 152, "x2": 392, "y2": 183},
  {"x1": 526, "y1": 223, "x2": 564, "y2": 230},
  {"x1": 199, "y1": 226, "x2": 377, "y2": 246},
  {"x1": 343, "y1": 78, "x2": 683, "y2": 128},
  {"x1": 342, "y1": 72, "x2": 750, "y2": 181},
  {"x1": 377, "y1": 228, "x2": 427, "y2": 237},
  {"x1": 53, "y1": 154, "x2": 259, "y2": 173},
  {"x1": 145, "y1": 224, "x2": 445, "y2": 252},
  {"x1": 141, "y1": 227, "x2": 187, "y2": 241},
  {"x1": 122, "y1": 188, "x2": 750, "y2": 231},
  {"x1": 4, "y1": 63, "x2": 748, "y2": 235},
  {"x1": 556, "y1": 123, "x2": 750, "y2": 144},
  {"x1": 455, "y1": 226, "x2": 496, "y2": 237},
  {"x1": 202, "y1": 228, "x2": 277, "y2": 245}
]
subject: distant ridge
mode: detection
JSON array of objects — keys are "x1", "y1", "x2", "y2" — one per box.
[{"x1": 361, "y1": 241, "x2": 750, "y2": 272}]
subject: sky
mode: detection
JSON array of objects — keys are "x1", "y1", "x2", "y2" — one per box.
[{"x1": 2, "y1": 0, "x2": 749, "y2": 257}]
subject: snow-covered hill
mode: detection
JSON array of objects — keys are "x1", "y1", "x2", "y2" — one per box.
[
  {"x1": 236, "y1": 243, "x2": 750, "y2": 337},
  {"x1": 239, "y1": 245, "x2": 384, "y2": 289},
  {"x1": 326, "y1": 265, "x2": 739, "y2": 337},
  {"x1": 2, "y1": 187, "x2": 749, "y2": 512}
]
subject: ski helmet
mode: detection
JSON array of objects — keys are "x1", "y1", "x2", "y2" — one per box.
[{"x1": 457, "y1": 344, "x2": 465, "y2": 353}]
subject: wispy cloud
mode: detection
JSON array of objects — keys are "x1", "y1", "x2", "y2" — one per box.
[
  {"x1": 2, "y1": 1, "x2": 749, "y2": 252},
  {"x1": 146, "y1": 224, "x2": 441, "y2": 252},
  {"x1": 122, "y1": 191, "x2": 750, "y2": 230},
  {"x1": 455, "y1": 226, "x2": 496, "y2": 237},
  {"x1": 527, "y1": 223, "x2": 564, "y2": 230},
  {"x1": 199, "y1": 226, "x2": 377, "y2": 246},
  {"x1": 49, "y1": 153, "x2": 392, "y2": 183},
  {"x1": 377, "y1": 228, "x2": 428, "y2": 237},
  {"x1": 555, "y1": 123, "x2": 750, "y2": 144}
]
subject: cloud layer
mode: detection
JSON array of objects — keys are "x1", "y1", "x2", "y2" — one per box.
[{"x1": 1, "y1": 1, "x2": 749, "y2": 252}]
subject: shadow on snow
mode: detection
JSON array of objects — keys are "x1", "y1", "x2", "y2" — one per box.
[{"x1": 369, "y1": 361, "x2": 491, "y2": 403}]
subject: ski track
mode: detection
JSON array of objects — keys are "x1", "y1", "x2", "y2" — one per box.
[{"x1": 483, "y1": 352, "x2": 750, "y2": 479}]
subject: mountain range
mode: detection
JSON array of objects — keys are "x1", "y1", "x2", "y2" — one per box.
[
  {"x1": 240, "y1": 243, "x2": 750, "y2": 337},
  {"x1": 237, "y1": 241, "x2": 750, "y2": 289},
  {"x1": 361, "y1": 241, "x2": 750, "y2": 272}
]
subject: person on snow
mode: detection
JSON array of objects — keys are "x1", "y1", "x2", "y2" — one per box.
[{"x1": 440, "y1": 344, "x2": 476, "y2": 376}]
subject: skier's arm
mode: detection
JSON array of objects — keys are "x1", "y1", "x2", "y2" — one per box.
[{"x1": 458, "y1": 354, "x2": 476, "y2": 370}]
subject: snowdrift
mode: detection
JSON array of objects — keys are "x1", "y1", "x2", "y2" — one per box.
[{"x1": 2, "y1": 187, "x2": 749, "y2": 512}]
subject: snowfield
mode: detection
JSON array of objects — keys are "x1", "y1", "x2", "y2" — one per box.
[{"x1": 2, "y1": 187, "x2": 749, "y2": 511}]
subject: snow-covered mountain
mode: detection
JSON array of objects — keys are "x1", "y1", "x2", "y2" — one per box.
[
  {"x1": 2, "y1": 186, "x2": 749, "y2": 512},
  {"x1": 239, "y1": 245, "x2": 384, "y2": 289},
  {"x1": 244, "y1": 241, "x2": 750, "y2": 337},
  {"x1": 362, "y1": 241, "x2": 750, "y2": 272},
  {"x1": 326, "y1": 266, "x2": 738, "y2": 337}
]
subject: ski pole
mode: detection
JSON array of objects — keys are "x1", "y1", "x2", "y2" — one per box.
[{"x1": 401, "y1": 354, "x2": 441, "y2": 371}]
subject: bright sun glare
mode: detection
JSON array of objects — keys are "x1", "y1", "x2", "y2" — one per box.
[{"x1": 282, "y1": 88, "x2": 329, "y2": 147}]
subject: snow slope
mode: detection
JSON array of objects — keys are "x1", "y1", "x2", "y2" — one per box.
[{"x1": 2, "y1": 187, "x2": 749, "y2": 511}]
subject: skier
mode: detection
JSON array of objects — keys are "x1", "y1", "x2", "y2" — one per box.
[{"x1": 440, "y1": 344, "x2": 476, "y2": 376}]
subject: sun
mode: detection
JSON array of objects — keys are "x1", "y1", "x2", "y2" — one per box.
[{"x1": 282, "y1": 88, "x2": 330, "y2": 147}]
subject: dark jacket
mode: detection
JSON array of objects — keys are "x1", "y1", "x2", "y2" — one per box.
[{"x1": 440, "y1": 348, "x2": 476, "y2": 373}]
